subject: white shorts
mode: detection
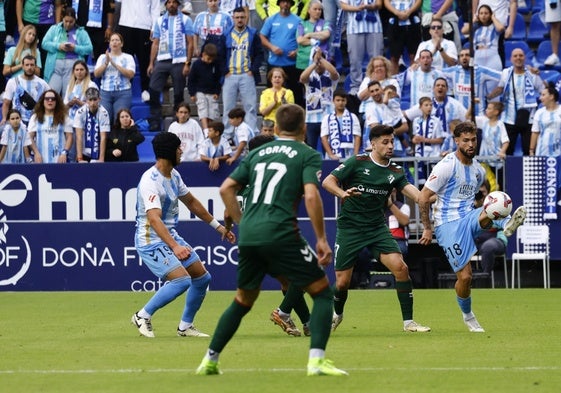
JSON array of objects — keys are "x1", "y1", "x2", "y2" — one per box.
[
  {"x1": 195, "y1": 92, "x2": 220, "y2": 120},
  {"x1": 546, "y1": 3, "x2": 561, "y2": 23}
]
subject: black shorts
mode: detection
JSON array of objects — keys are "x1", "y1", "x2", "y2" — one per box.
[{"x1": 387, "y1": 22, "x2": 422, "y2": 59}]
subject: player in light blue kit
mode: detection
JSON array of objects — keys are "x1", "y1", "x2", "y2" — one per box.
[
  {"x1": 131, "y1": 132, "x2": 235, "y2": 338},
  {"x1": 418, "y1": 121, "x2": 526, "y2": 332}
]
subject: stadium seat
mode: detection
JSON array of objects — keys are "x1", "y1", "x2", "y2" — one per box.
[
  {"x1": 511, "y1": 225, "x2": 550, "y2": 288},
  {"x1": 540, "y1": 69, "x2": 560, "y2": 84},
  {"x1": 532, "y1": 0, "x2": 544, "y2": 13},
  {"x1": 527, "y1": 12, "x2": 549, "y2": 44},
  {"x1": 506, "y1": 13, "x2": 527, "y2": 41},
  {"x1": 517, "y1": 0, "x2": 532, "y2": 15},
  {"x1": 131, "y1": 75, "x2": 143, "y2": 104},
  {"x1": 137, "y1": 134, "x2": 155, "y2": 162},
  {"x1": 536, "y1": 40, "x2": 561, "y2": 70}
]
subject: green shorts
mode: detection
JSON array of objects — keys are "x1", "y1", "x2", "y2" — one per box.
[
  {"x1": 334, "y1": 224, "x2": 401, "y2": 271},
  {"x1": 237, "y1": 237, "x2": 327, "y2": 290}
]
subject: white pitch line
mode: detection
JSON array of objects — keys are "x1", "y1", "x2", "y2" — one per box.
[{"x1": 1, "y1": 366, "x2": 560, "y2": 375}]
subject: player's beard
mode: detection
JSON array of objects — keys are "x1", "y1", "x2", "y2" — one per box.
[{"x1": 459, "y1": 146, "x2": 476, "y2": 159}]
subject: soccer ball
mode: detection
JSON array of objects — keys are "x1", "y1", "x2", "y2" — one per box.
[{"x1": 483, "y1": 191, "x2": 513, "y2": 219}]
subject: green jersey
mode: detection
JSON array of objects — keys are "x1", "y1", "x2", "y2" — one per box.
[
  {"x1": 330, "y1": 153, "x2": 409, "y2": 230},
  {"x1": 229, "y1": 138, "x2": 322, "y2": 246}
]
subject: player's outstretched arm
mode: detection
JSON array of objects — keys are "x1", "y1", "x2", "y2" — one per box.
[
  {"x1": 322, "y1": 174, "x2": 362, "y2": 202},
  {"x1": 304, "y1": 183, "x2": 332, "y2": 267},
  {"x1": 180, "y1": 192, "x2": 236, "y2": 243}
]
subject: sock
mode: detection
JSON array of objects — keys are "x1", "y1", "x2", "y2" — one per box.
[
  {"x1": 209, "y1": 300, "x2": 252, "y2": 353},
  {"x1": 333, "y1": 286, "x2": 348, "y2": 316},
  {"x1": 309, "y1": 348, "x2": 325, "y2": 359},
  {"x1": 279, "y1": 284, "x2": 310, "y2": 324},
  {"x1": 137, "y1": 308, "x2": 151, "y2": 319},
  {"x1": 457, "y1": 295, "x2": 472, "y2": 315},
  {"x1": 143, "y1": 276, "x2": 191, "y2": 315},
  {"x1": 181, "y1": 271, "x2": 211, "y2": 324},
  {"x1": 395, "y1": 280, "x2": 414, "y2": 321},
  {"x1": 309, "y1": 286, "x2": 334, "y2": 350}
]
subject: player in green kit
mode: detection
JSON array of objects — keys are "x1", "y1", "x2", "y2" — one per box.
[
  {"x1": 322, "y1": 124, "x2": 431, "y2": 333},
  {"x1": 196, "y1": 104, "x2": 347, "y2": 376}
]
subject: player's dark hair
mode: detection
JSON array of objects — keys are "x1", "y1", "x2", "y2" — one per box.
[
  {"x1": 276, "y1": 104, "x2": 304, "y2": 134},
  {"x1": 369, "y1": 124, "x2": 394, "y2": 141},
  {"x1": 208, "y1": 121, "x2": 225, "y2": 135},
  {"x1": 453, "y1": 121, "x2": 477, "y2": 138},
  {"x1": 153, "y1": 131, "x2": 181, "y2": 166},
  {"x1": 248, "y1": 134, "x2": 275, "y2": 151}
]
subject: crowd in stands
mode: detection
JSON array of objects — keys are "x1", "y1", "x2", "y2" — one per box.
[{"x1": 0, "y1": 0, "x2": 560, "y2": 166}]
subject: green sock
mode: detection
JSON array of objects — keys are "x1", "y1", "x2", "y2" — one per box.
[
  {"x1": 209, "y1": 300, "x2": 251, "y2": 353},
  {"x1": 333, "y1": 285, "x2": 348, "y2": 316},
  {"x1": 309, "y1": 286, "x2": 333, "y2": 350},
  {"x1": 395, "y1": 280, "x2": 413, "y2": 321},
  {"x1": 281, "y1": 284, "x2": 310, "y2": 324}
]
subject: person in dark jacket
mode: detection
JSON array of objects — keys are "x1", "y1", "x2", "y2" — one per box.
[{"x1": 105, "y1": 108, "x2": 145, "y2": 161}]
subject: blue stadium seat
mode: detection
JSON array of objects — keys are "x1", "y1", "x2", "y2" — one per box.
[
  {"x1": 540, "y1": 69, "x2": 560, "y2": 84},
  {"x1": 131, "y1": 75, "x2": 143, "y2": 104},
  {"x1": 532, "y1": 0, "x2": 544, "y2": 13},
  {"x1": 137, "y1": 134, "x2": 155, "y2": 162},
  {"x1": 536, "y1": 40, "x2": 561, "y2": 70},
  {"x1": 506, "y1": 13, "x2": 527, "y2": 41},
  {"x1": 527, "y1": 12, "x2": 549, "y2": 44},
  {"x1": 517, "y1": 0, "x2": 532, "y2": 15},
  {"x1": 130, "y1": 104, "x2": 150, "y2": 123}
]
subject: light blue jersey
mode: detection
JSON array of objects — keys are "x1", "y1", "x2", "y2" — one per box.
[
  {"x1": 531, "y1": 106, "x2": 561, "y2": 157},
  {"x1": 0, "y1": 124, "x2": 31, "y2": 163},
  {"x1": 96, "y1": 53, "x2": 136, "y2": 91},
  {"x1": 423, "y1": 152, "x2": 486, "y2": 228},
  {"x1": 404, "y1": 67, "x2": 443, "y2": 109},
  {"x1": 135, "y1": 166, "x2": 189, "y2": 248},
  {"x1": 27, "y1": 115, "x2": 73, "y2": 163},
  {"x1": 475, "y1": 115, "x2": 509, "y2": 157}
]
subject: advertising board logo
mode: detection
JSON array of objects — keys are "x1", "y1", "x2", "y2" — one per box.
[{"x1": 0, "y1": 174, "x2": 33, "y2": 287}]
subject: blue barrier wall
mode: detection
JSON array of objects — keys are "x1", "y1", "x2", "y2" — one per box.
[{"x1": 0, "y1": 158, "x2": 559, "y2": 291}]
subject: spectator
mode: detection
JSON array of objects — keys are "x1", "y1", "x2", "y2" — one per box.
[
  {"x1": 115, "y1": 0, "x2": 160, "y2": 102},
  {"x1": 28, "y1": 90, "x2": 73, "y2": 163},
  {"x1": 16, "y1": 0, "x2": 63, "y2": 74},
  {"x1": 340, "y1": 0, "x2": 383, "y2": 94},
  {"x1": 467, "y1": 5, "x2": 504, "y2": 72},
  {"x1": 487, "y1": 48, "x2": 544, "y2": 156},
  {"x1": 472, "y1": 0, "x2": 517, "y2": 66},
  {"x1": 544, "y1": 0, "x2": 561, "y2": 66},
  {"x1": 420, "y1": 0, "x2": 461, "y2": 51},
  {"x1": 105, "y1": 108, "x2": 145, "y2": 162},
  {"x1": 225, "y1": 107, "x2": 253, "y2": 164},
  {"x1": 259, "y1": 67, "x2": 294, "y2": 123},
  {"x1": 473, "y1": 180, "x2": 508, "y2": 275},
  {"x1": 94, "y1": 32, "x2": 136, "y2": 122},
  {"x1": 64, "y1": 59, "x2": 98, "y2": 162},
  {"x1": 386, "y1": 188, "x2": 410, "y2": 256},
  {"x1": 0, "y1": 109, "x2": 32, "y2": 164},
  {"x1": 260, "y1": 119, "x2": 275, "y2": 136},
  {"x1": 442, "y1": 48, "x2": 501, "y2": 116},
  {"x1": 199, "y1": 120, "x2": 232, "y2": 171},
  {"x1": 474, "y1": 101, "x2": 509, "y2": 164},
  {"x1": 41, "y1": 7, "x2": 93, "y2": 95},
  {"x1": 68, "y1": 0, "x2": 115, "y2": 60},
  {"x1": 147, "y1": 0, "x2": 194, "y2": 132},
  {"x1": 383, "y1": 0, "x2": 423, "y2": 75},
  {"x1": 530, "y1": 84, "x2": 561, "y2": 157},
  {"x1": 255, "y1": 0, "x2": 310, "y2": 20},
  {"x1": 188, "y1": 43, "x2": 221, "y2": 134},
  {"x1": 193, "y1": 0, "x2": 233, "y2": 58},
  {"x1": 259, "y1": 0, "x2": 303, "y2": 107},
  {"x1": 411, "y1": 96, "x2": 445, "y2": 184},
  {"x1": 357, "y1": 56, "x2": 400, "y2": 115},
  {"x1": 295, "y1": 0, "x2": 330, "y2": 72},
  {"x1": 74, "y1": 87, "x2": 111, "y2": 163},
  {"x1": 400, "y1": 49, "x2": 444, "y2": 109},
  {"x1": 320, "y1": 90, "x2": 361, "y2": 161},
  {"x1": 219, "y1": 0, "x2": 249, "y2": 16},
  {"x1": 299, "y1": 47, "x2": 339, "y2": 150},
  {"x1": 222, "y1": 7, "x2": 263, "y2": 138},
  {"x1": 2, "y1": 55, "x2": 50, "y2": 126},
  {"x1": 415, "y1": 17, "x2": 457, "y2": 70},
  {"x1": 405, "y1": 77, "x2": 467, "y2": 134},
  {"x1": 3, "y1": 24, "x2": 42, "y2": 79},
  {"x1": 167, "y1": 102, "x2": 204, "y2": 162}
]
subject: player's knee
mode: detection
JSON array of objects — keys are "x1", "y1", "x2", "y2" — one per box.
[
  {"x1": 193, "y1": 271, "x2": 211, "y2": 289},
  {"x1": 171, "y1": 275, "x2": 191, "y2": 292}
]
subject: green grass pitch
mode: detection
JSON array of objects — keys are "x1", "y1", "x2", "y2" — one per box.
[{"x1": 1, "y1": 289, "x2": 560, "y2": 393}]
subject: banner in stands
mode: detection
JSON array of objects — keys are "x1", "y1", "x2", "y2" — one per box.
[{"x1": 0, "y1": 162, "x2": 338, "y2": 292}]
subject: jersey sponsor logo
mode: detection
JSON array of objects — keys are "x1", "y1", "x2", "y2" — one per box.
[{"x1": 356, "y1": 184, "x2": 389, "y2": 195}]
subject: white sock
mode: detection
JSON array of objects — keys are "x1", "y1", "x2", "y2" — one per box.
[
  {"x1": 403, "y1": 319, "x2": 413, "y2": 328},
  {"x1": 137, "y1": 308, "x2": 151, "y2": 319},
  {"x1": 277, "y1": 309, "x2": 290, "y2": 319},
  {"x1": 463, "y1": 311, "x2": 475, "y2": 321},
  {"x1": 309, "y1": 349, "x2": 325, "y2": 359},
  {"x1": 178, "y1": 321, "x2": 192, "y2": 331}
]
